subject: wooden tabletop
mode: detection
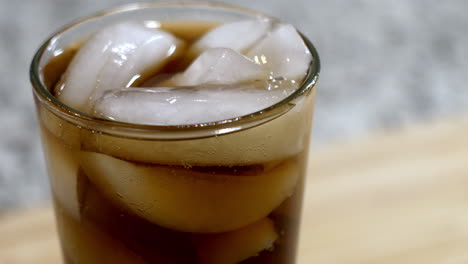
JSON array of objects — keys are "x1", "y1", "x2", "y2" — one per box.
[{"x1": 1, "y1": 116, "x2": 468, "y2": 264}]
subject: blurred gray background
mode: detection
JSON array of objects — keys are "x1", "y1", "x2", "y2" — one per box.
[{"x1": 0, "y1": 0, "x2": 467, "y2": 213}]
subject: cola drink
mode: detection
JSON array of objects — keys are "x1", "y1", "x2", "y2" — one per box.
[{"x1": 31, "y1": 4, "x2": 319, "y2": 264}]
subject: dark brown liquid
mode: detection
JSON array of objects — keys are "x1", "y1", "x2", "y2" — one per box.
[{"x1": 40, "y1": 21, "x2": 308, "y2": 264}]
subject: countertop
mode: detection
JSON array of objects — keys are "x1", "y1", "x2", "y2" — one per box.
[{"x1": 0, "y1": 0, "x2": 467, "y2": 211}]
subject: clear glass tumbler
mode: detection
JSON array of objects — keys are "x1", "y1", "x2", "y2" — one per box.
[{"x1": 30, "y1": 3, "x2": 320, "y2": 264}]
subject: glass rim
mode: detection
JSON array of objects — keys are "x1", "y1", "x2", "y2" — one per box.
[{"x1": 30, "y1": 1, "x2": 320, "y2": 140}]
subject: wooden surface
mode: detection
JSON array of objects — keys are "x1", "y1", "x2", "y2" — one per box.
[{"x1": 1, "y1": 116, "x2": 468, "y2": 264}]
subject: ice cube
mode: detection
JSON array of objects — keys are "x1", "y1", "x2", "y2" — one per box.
[
  {"x1": 247, "y1": 24, "x2": 312, "y2": 80},
  {"x1": 93, "y1": 85, "x2": 290, "y2": 125},
  {"x1": 80, "y1": 151, "x2": 299, "y2": 232},
  {"x1": 189, "y1": 19, "x2": 272, "y2": 56},
  {"x1": 56, "y1": 22, "x2": 184, "y2": 112},
  {"x1": 170, "y1": 48, "x2": 268, "y2": 86},
  {"x1": 82, "y1": 86, "x2": 316, "y2": 167}
]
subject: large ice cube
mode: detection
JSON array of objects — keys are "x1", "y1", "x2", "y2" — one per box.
[
  {"x1": 189, "y1": 19, "x2": 272, "y2": 56},
  {"x1": 82, "y1": 90, "x2": 316, "y2": 167},
  {"x1": 171, "y1": 48, "x2": 268, "y2": 86},
  {"x1": 56, "y1": 22, "x2": 184, "y2": 112},
  {"x1": 247, "y1": 24, "x2": 312, "y2": 80},
  {"x1": 79, "y1": 151, "x2": 300, "y2": 233},
  {"x1": 93, "y1": 85, "x2": 290, "y2": 125}
]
